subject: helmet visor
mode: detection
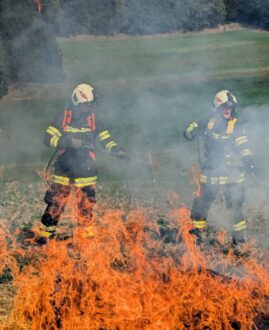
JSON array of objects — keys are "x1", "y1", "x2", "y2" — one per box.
[{"x1": 216, "y1": 101, "x2": 235, "y2": 112}]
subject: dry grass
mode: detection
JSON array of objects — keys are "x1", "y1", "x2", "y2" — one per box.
[
  {"x1": 0, "y1": 284, "x2": 15, "y2": 327},
  {"x1": 0, "y1": 179, "x2": 269, "y2": 329}
]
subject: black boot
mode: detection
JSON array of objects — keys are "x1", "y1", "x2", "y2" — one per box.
[
  {"x1": 41, "y1": 210, "x2": 59, "y2": 227},
  {"x1": 35, "y1": 225, "x2": 57, "y2": 246},
  {"x1": 232, "y1": 230, "x2": 250, "y2": 257},
  {"x1": 232, "y1": 229, "x2": 247, "y2": 246},
  {"x1": 189, "y1": 228, "x2": 203, "y2": 245},
  {"x1": 160, "y1": 227, "x2": 178, "y2": 244}
]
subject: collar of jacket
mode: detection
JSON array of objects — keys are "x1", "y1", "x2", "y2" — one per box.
[{"x1": 207, "y1": 116, "x2": 238, "y2": 134}]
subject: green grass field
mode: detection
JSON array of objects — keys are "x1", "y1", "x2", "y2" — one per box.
[{"x1": 1, "y1": 27, "x2": 269, "y2": 201}]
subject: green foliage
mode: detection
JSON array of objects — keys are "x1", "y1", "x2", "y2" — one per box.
[
  {"x1": 53, "y1": 0, "x2": 269, "y2": 35},
  {"x1": 55, "y1": 0, "x2": 227, "y2": 36},
  {"x1": 175, "y1": 0, "x2": 226, "y2": 32},
  {"x1": 58, "y1": 0, "x2": 117, "y2": 35},
  {"x1": 226, "y1": 0, "x2": 269, "y2": 29},
  {"x1": 11, "y1": 18, "x2": 64, "y2": 83},
  {"x1": 41, "y1": 0, "x2": 62, "y2": 32},
  {"x1": 0, "y1": 0, "x2": 36, "y2": 39},
  {"x1": 0, "y1": 0, "x2": 63, "y2": 87},
  {"x1": 0, "y1": 0, "x2": 35, "y2": 81}
]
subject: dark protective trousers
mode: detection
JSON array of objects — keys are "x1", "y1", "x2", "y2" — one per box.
[
  {"x1": 191, "y1": 182, "x2": 246, "y2": 242},
  {"x1": 41, "y1": 183, "x2": 96, "y2": 228}
]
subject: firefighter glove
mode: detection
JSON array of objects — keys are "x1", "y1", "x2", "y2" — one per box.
[
  {"x1": 116, "y1": 149, "x2": 130, "y2": 162},
  {"x1": 245, "y1": 164, "x2": 256, "y2": 177},
  {"x1": 184, "y1": 122, "x2": 198, "y2": 141},
  {"x1": 184, "y1": 130, "x2": 192, "y2": 141},
  {"x1": 243, "y1": 157, "x2": 256, "y2": 177}
]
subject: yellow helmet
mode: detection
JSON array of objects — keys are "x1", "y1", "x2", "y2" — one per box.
[
  {"x1": 213, "y1": 90, "x2": 237, "y2": 111},
  {"x1": 71, "y1": 84, "x2": 94, "y2": 105}
]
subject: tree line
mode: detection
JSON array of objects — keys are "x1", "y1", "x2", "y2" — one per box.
[
  {"x1": 45, "y1": 0, "x2": 269, "y2": 36},
  {"x1": 0, "y1": 0, "x2": 268, "y2": 98}
]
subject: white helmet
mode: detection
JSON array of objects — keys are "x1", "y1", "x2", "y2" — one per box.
[
  {"x1": 71, "y1": 83, "x2": 94, "y2": 105},
  {"x1": 213, "y1": 90, "x2": 237, "y2": 111}
]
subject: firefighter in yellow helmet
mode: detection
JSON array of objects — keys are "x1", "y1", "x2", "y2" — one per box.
[
  {"x1": 184, "y1": 90, "x2": 255, "y2": 245},
  {"x1": 38, "y1": 83, "x2": 129, "y2": 244}
]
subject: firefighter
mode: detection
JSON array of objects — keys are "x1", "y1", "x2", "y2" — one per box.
[
  {"x1": 183, "y1": 90, "x2": 255, "y2": 245},
  {"x1": 39, "y1": 83, "x2": 129, "y2": 244}
]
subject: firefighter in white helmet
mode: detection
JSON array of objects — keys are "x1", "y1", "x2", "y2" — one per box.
[
  {"x1": 184, "y1": 90, "x2": 255, "y2": 245},
  {"x1": 39, "y1": 83, "x2": 129, "y2": 244}
]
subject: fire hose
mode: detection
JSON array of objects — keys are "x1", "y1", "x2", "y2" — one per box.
[
  {"x1": 44, "y1": 143, "x2": 153, "y2": 184},
  {"x1": 83, "y1": 144, "x2": 153, "y2": 166}
]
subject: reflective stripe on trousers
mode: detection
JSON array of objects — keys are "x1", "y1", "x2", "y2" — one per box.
[
  {"x1": 200, "y1": 173, "x2": 245, "y2": 185},
  {"x1": 53, "y1": 175, "x2": 97, "y2": 187}
]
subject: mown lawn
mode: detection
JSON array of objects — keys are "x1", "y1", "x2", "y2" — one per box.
[
  {"x1": 61, "y1": 29, "x2": 269, "y2": 82},
  {"x1": 0, "y1": 27, "x2": 269, "y2": 203}
]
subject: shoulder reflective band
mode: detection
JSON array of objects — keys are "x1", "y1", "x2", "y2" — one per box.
[{"x1": 47, "y1": 126, "x2": 62, "y2": 137}]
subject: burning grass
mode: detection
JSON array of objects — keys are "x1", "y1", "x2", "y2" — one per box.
[{"x1": 1, "y1": 183, "x2": 269, "y2": 329}]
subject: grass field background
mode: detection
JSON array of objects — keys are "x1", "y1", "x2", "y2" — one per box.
[{"x1": 1, "y1": 27, "x2": 269, "y2": 204}]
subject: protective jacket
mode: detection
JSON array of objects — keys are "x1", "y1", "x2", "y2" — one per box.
[
  {"x1": 184, "y1": 112, "x2": 255, "y2": 244},
  {"x1": 184, "y1": 113, "x2": 255, "y2": 184},
  {"x1": 44, "y1": 105, "x2": 122, "y2": 187}
]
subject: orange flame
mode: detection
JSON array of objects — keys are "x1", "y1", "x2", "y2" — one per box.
[{"x1": 1, "y1": 190, "x2": 269, "y2": 329}]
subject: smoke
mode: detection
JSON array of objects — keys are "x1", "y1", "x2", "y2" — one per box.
[
  {"x1": 0, "y1": 20, "x2": 268, "y2": 252},
  {"x1": 242, "y1": 104, "x2": 269, "y2": 247},
  {"x1": 95, "y1": 77, "x2": 201, "y2": 211}
]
